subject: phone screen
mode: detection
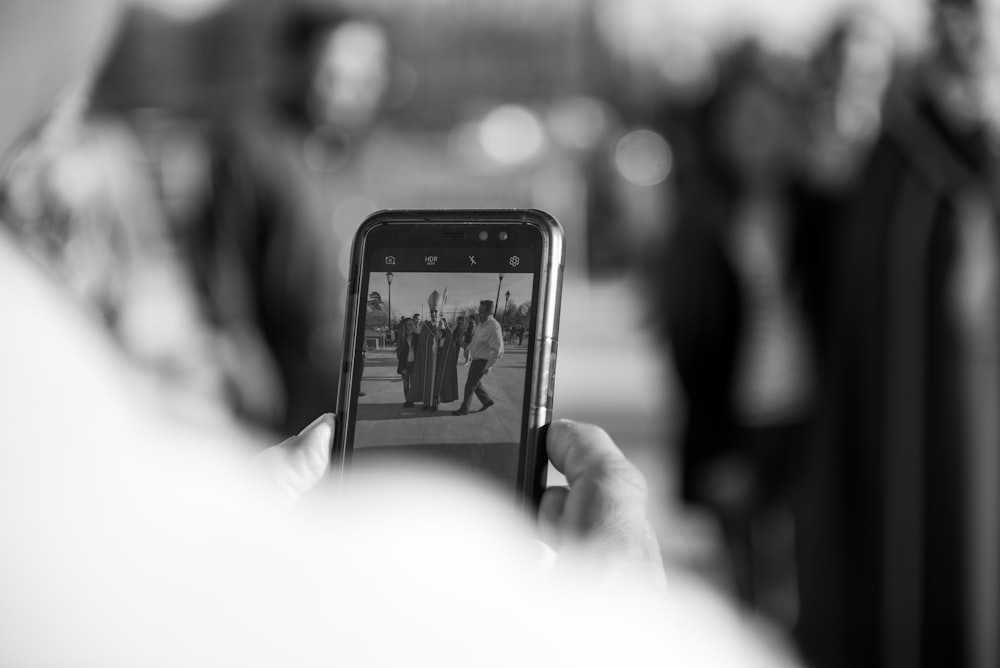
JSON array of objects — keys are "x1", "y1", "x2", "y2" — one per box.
[{"x1": 344, "y1": 222, "x2": 549, "y2": 494}]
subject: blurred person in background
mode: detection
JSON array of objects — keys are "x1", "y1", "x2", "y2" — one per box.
[
  {"x1": 794, "y1": 0, "x2": 1000, "y2": 666},
  {"x1": 787, "y1": 8, "x2": 900, "y2": 368},
  {"x1": 801, "y1": 8, "x2": 898, "y2": 196},
  {"x1": 194, "y1": 3, "x2": 390, "y2": 435},
  {"x1": 655, "y1": 42, "x2": 819, "y2": 630},
  {"x1": 0, "y1": 28, "x2": 239, "y2": 431}
]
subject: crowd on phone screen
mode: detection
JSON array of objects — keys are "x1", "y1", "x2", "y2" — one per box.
[
  {"x1": 393, "y1": 294, "x2": 504, "y2": 416},
  {"x1": 504, "y1": 324, "x2": 527, "y2": 344}
]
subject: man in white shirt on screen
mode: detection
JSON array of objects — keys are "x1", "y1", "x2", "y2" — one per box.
[{"x1": 452, "y1": 299, "x2": 504, "y2": 416}]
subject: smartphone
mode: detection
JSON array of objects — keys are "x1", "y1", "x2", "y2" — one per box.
[{"x1": 332, "y1": 209, "x2": 564, "y2": 509}]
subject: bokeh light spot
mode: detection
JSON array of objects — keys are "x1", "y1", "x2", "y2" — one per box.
[
  {"x1": 614, "y1": 129, "x2": 673, "y2": 186},
  {"x1": 478, "y1": 105, "x2": 547, "y2": 166}
]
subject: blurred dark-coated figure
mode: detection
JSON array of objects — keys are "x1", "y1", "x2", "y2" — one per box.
[
  {"x1": 657, "y1": 6, "x2": 1000, "y2": 665},
  {"x1": 796, "y1": 1, "x2": 1000, "y2": 667},
  {"x1": 195, "y1": 6, "x2": 389, "y2": 435},
  {"x1": 656, "y1": 42, "x2": 819, "y2": 626}
]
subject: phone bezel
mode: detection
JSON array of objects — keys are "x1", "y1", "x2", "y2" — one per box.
[{"x1": 332, "y1": 209, "x2": 564, "y2": 509}]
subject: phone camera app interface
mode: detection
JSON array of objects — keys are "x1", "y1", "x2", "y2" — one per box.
[{"x1": 352, "y1": 246, "x2": 537, "y2": 491}]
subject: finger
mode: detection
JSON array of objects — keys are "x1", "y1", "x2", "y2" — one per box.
[
  {"x1": 252, "y1": 413, "x2": 334, "y2": 507},
  {"x1": 546, "y1": 420, "x2": 646, "y2": 496},
  {"x1": 538, "y1": 485, "x2": 569, "y2": 547},
  {"x1": 545, "y1": 420, "x2": 653, "y2": 553}
]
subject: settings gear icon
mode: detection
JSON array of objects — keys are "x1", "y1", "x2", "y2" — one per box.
[{"x1": 509, "y1": 256, "x2": 520, "y2": 268}]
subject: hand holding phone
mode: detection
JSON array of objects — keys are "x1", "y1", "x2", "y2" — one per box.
[{"x1": 333, "y1": 209, "x2": 564, "y2": 508}]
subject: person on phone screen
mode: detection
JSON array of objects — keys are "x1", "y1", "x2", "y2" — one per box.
[
  {"x1": 396, "y1": 317, "x2": 417, "y2": 407},
  {"x1": 452, "y1": 299, "x2": 504, "y2": 416},
  {"x1": 441, "y1": 316, "x2": 462, "y2": 404},
  {"x1": 407, "y1": 291, "x2": 458, "y2": 411},
  {"x1": 454, "y1": 314, "x2": 467, "y2": 361},
  {"x1": 463, "y1": 315, "x2": 476, "y2": 363}
]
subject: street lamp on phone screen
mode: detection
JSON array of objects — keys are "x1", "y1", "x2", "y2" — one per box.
[
  {"x1": 495, "y1": 273, "x2": 505, "y2": 317},
  {"x1": 503, "y1": 289, "x2": 511, "y2": 329},
  {"x1": 386, "y1": 272, "x2": 393, "y2": 332}
]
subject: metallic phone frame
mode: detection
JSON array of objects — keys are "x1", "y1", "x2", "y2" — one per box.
[{"x1": 332, "y1": 209, "x2": 565, "y2": 509}]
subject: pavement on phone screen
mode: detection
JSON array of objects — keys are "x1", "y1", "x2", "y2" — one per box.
[{"x1": 353, "y1": 343, "x2": 528, "y2": 488}]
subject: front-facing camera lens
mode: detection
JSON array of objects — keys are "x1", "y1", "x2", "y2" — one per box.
[{"x1": 479, "y1": 231, "x2": 489, "y2": 241}]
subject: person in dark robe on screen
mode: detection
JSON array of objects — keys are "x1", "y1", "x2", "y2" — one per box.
[
  {"x1": 407, "y1": 290, "x2": 459, "y2": 410},
  {"x1": 440, "y1": 316, "x2": 461, "y2": 403}
]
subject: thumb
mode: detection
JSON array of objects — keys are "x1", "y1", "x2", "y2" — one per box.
[{"x1": 251, "y1": 413, "x2": 334, "y2": 507}]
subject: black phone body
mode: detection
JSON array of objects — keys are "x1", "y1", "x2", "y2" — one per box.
[{"x1": 333, "y1": 209, "x2": 564, "y2": 509}]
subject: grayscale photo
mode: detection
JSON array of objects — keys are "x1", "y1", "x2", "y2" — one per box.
[{"x1": 4, "y1": 1, "x2": 994, "y2": 666}]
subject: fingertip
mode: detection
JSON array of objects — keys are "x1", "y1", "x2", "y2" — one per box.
[
  {"x1": 294, "y1": 412, "x2": 334, "y2": 449},
  {"x1": 546, "y1": 419, "x2": 620, "y2": 482},
  {"x1": 254, "y1": 413, "x2": 335, "y2": 506},
  {"x1": 297, "y1": 412, "x2": 334, "y2": 463},
  {"x1": 299, "y1": 412, "x2": 335, "y2": 437},
  {"x1": 549, "y1": 418, "x2": 612, "y2": 443},
  {"x1": 548, "y1": 418, "x2": 577, "y2": 433}
]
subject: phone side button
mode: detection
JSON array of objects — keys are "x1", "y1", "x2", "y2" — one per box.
[{"x1": 546, "y1": 338, "x2": 557, "y2": 410}]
